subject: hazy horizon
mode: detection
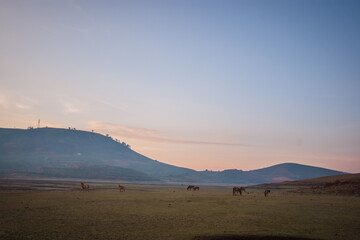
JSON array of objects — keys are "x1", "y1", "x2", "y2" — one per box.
[
  {"x1": 1, "y1": 0, "x2": 359, "y2": 173},
  {"x1": 0, "y1": 125, "x2": 353, "y2": 174}
]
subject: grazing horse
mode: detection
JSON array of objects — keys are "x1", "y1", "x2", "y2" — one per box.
[
  {"x1": 187, "y1": 185, "x2": 195, "y2": 191},
  {"x1": 240, "y1": 187, "x2": 247, "y2": 194},
  {"x1": 80, "y1": 182, "x2": 89, "y2": 192},
  {"x1": 264, "y1": 189, "x2": 271, "y2": 197},
  {"x1": 193, "y1": 186, "x2": 200, "y2": 191},
  {"x1": 233, "y1": 187, "x2": 242, "y2": 195},
  {"x1": 118, "y1": 185, "x2": 125, "y2": 192}
]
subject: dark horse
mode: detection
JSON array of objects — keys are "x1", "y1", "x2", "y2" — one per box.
[
  {"x1": 264, "y1": 189, "x2": 271, "y2": 197},
  {"x1": 233, "y1": 187, "x2": 242, "y2": 195},
  {"x1": 240, "y1": 187, "x2": 247, "y2": 194},
  {"x1": 118, "y1": 185, "x2": 125, "y2": 192},
  {"x1": 80, "y1": 182, "x2": 89, "y2": 192},
  {"x1": 187, "y1": 185, "x2": 195, "y2": 190},
  {"x1": 193, "y1": 186, "x2": 200, "y2": 191},
  {"x1": 233, "y1": 187, "x2": 246, "y2": 196}
]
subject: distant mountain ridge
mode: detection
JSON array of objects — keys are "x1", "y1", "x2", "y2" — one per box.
[{"x1": 0, "y1": 127, "x2": 346, "y2": 184}]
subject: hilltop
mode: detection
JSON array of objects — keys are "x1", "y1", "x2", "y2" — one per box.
[
  {"x1": 0, "y1": 127, "x2": 195, "y2": 180},
  {"x1": 0, "y1": 127, "x2": 346, "y2": 184}
]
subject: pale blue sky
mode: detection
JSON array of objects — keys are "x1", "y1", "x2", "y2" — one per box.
[{"x1": 1, "y1": 0, "x2": 359, "y2": 172}]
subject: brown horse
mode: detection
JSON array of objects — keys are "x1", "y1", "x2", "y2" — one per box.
[
  {"x1": 80, "y1": 182, "x2": 89, "y2": 192},
  {"x1": 193, "y1": 186, "x2": 200, "y2": 191},
  {"x1": 187, "y1": 185, "x2": 195, "y2": 190},
  {"x1": 240, "y1": 187, "x2": 247, "y2": 194},
  {"x1": 264, "y1": 189, "x2": 271, "y2": 197},
  {"x1": 118, "y1": 185, "x2": 125, "y2": 192},
  {"x1": 233, "y1": 187, "x2": 242, "y2": 195}
]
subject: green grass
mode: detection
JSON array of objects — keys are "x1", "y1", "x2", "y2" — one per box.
[{"x1": 0, "y1": 185, "x2": 359, "y2": 240}]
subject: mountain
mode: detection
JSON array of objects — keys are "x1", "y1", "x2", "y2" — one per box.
[
  {"x1": 0, "y1": 127, "x2": 346, "y2": 184},
  {"x1": 0, "y1": 127, "x2": 195, "y2": 178},
  {"x1": 36, "y1": 165, "x2": 156, "y2": 181},
  {"x1": 198, "y1": 162, "x2": 346, "y2": 184},
  {"x1": 249, "y1": 162, "x2": 346, "y2": 182}
]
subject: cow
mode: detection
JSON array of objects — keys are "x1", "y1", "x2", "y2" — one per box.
[
  {"x1": 80, "y1": 182, "x2": 89, "y2": 192},
  {"x1": 264, "y1": 189, "x2": 271, "y2": 197},
  {"x1": 118, "y1": 185, "x2": 125, "y2": 192}
]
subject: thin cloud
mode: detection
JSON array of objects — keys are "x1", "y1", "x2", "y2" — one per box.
[
  {"x1": 60, "y1": 100, "x2": 80, "y2": 114},
  {"x1": 88, "y1": 121, "x2": 247, "y2": 147},
  {"x1": 0, "y1": 96, "x2": 8, "y2": 108},
  {"x1": 0, "y1": 92, "x2": 37, "y2": 110},
  {"x1": 15, "y1": 103, "x2": 31, "y2": 109}
]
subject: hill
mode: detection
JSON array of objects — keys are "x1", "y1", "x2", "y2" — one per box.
[
  {"x1": 252, "y1": 173, "x2": 360, "y2": 195},
  {"x1": 36, "y1": 165, "x2": 157, "y2": 181},
  {"x1": 0, "y1": 127, "x2": 195, "y2": 178},
  {"x1": 0, "y1": 127, "x2": 346, "y2": 184},
  {"x1": 249, "y1": 162, "x2": 345, "y2": 182},
  {"x1": 197, "y1": 163, "x2": 346, "y2": 185}
]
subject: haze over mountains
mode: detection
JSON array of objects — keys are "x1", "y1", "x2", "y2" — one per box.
[{"x1": 0, "y1": 127, "x2": 346, "y2": 185}]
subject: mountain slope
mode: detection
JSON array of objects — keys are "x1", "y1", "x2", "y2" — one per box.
[
  {"x1": 0, "y1": 127, "x2": 195, "y2": 178},
  {"x1": 249, "y1": 163, "x2": 345, "y2": 182},
  {"x1": 37, "y1": 165, "x2": 157, "y2": 181},
  {"x1": 0, "y1": 127, "x2": 346, "y2": 184}
]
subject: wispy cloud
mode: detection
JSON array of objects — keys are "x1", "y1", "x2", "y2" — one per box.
[
  {"x1": 0, "y1": 92, "x2": 38, "y2": 110},
  {"x1": 15, "y1": 103, "x2": 31, "y2": 109},
  {"x1": 15, "y1": 96, "x2": 38, "y2": 110},
  {"x1": 0, "y1": 95, "x2": 8, "y2": 108},
  {"x1": 88, "y1": 121, "x2": 247, "y2": 147},
  {"x1": 60, "y1": 100, "x2": 80, "y2": 114}
]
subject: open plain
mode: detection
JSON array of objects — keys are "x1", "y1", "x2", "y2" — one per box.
[{"x1": 0, "y1": 179, "x2": 359, "y2": 240}]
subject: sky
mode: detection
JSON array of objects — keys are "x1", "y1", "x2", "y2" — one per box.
[{"x1": 0, "y1": 0, "x2": 359, "y2": 173}]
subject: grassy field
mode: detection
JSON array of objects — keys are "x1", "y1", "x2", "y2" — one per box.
[
  {"x1": 252, "y1": 174, "x2": 360, "y2": 195},
  {"x1": 0, "y1": 182, "x2": 359, "y2": 240}
]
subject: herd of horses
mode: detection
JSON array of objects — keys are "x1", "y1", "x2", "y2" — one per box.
[
  {"x1": 80, "y1": 182, "x2": 271, "y2": 196},
  {"x1": 232, "y1": 186, "x2": 270, "y2": 197},
  {"x1": 232, "y1": 186, "x2": 246, "y2": 195},
  {"x1": 187, "y1": 185, "x2": 200, "y2": 191}
]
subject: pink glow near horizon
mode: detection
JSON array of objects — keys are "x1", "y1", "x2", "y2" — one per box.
[
  {"x1": 0, "y1": 1, "x2": 359, "y2": 174},
  {"x1": 0, "y1": 119, "x2": 359, "y2": 173}
]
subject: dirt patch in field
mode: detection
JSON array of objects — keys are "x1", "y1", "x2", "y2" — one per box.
[
  {"x1": 251, "y1": 173, "x2": 360, "y2": 196},
  {"x1": 292, "y1": 179, "x2": 360, "y2": 195},
  {"x1": 0, "y1": 178, "x2": 82, "y2": 191},
  {"x1": 193, "y1": 235, "x2": 322, "y2": 240}
]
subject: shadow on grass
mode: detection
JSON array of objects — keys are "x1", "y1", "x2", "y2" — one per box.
[{"x1": 192, "y1": 235, "x2": 322, "y2": 240}]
